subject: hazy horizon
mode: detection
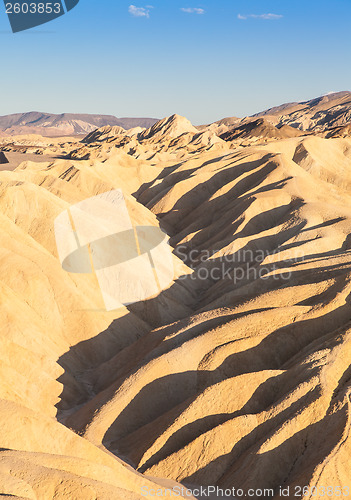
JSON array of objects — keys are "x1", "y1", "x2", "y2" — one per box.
[{"x1": 1, "y1": 89, "x2": 350, "y2": 126}]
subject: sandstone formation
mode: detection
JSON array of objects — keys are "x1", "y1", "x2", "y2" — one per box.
[{"x1": 1, "y1": 98, "x2": 351, "y2": 498}]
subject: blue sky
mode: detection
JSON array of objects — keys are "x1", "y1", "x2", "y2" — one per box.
[{"x1": 0, "y1": 0, "x2": 350, "y2": 123}]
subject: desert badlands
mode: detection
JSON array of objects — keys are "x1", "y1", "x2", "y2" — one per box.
[{"x1": 1, "y1": 91, "x2": 351, "y2": 498}]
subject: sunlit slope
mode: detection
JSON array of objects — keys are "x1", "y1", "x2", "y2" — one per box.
[{"x1": 0, "y1": 154, "x2": 194, "y2": 499}]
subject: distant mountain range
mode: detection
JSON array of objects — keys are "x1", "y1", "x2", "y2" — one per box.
[
  {"x1": 0, "y1": 112, "x2": 159, "y2": 137},
  {"x1": 254, "y1": 91, "x2": 351, "y2": 131},
  {"x1": 194, "y1": 91, "x2": 351, "y2": 141},
  {"x1": 1, "y1": 91, "x2": 351, "y2": 139}
]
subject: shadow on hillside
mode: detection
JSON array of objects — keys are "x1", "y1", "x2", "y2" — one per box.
[
  {"x1": 101, "y1": 296, "x2": 351, "y2": 468},
  {"x1": 135, "y1": 154, "x2": 279, "y2": 236},
  {"x1": 184, "y1": 403, "x2": 347, "y2": 494},
  {"x1": 55, "y1": 149, "x2": 351, "y2": 489},
  {"x1": 56, "y1": 259, "x2": 351, "y2": 478}
]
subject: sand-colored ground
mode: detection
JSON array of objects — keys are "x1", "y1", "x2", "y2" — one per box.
[
  {"x1": 0, "y1": 135, "x2": 82, "y2": 171},
  {"x1": 0, "y1": 151, "x2": 58, "y2": 171},
  {"x1": 1, "y1": 109, "x2": 351, "y2": 498}
]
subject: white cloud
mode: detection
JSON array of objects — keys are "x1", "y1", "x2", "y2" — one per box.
[
  {"x1": 181, "y1": 7, "x2": 205, "y2": 15},
  {"x1": 238, "y1": 13, "x2": 283, "y2": 20},
  {"x1": 128, "y1": 5, "x2": 151, "y2": 18}
]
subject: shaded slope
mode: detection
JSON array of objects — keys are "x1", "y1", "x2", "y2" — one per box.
[{"x1": 220, "y1": 118, "x2": 302, "y2": 143}]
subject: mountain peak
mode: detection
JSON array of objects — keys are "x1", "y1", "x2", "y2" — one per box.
[{"x1": 139, "y1": 114, "x2": 198, "y2": 141}]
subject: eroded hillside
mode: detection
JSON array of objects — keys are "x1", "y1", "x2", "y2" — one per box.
[{"x1": 1, "y1": 112, "x2": 351, "y2": 498}]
